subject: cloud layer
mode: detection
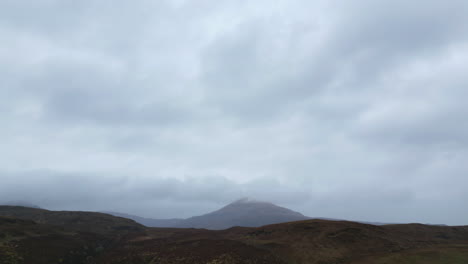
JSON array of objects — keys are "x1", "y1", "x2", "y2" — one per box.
[{"x1": 1, "y1": 0, "x2": 468, "y2": 225}]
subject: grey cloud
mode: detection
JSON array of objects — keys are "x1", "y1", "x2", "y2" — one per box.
[
  {"x1": 0, "y1": 170, "x2": 310, "y2": 218},
  {"x1": 1, "y1": 0, "x2": 468, "y2": 225},
  {"x1": 351, "y1": 52, "x2": 468, "y2": 149}
]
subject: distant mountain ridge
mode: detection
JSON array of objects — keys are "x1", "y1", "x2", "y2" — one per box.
[
  {"x1": 0, "y1": 200, "x2": 438, "y2": 230},
  {"x1": 103, "y1": 211, "x2": 183, "y2": 227},
  {"x1": 176, "y1": 198, "x2": 310, "y2": 229},
  {"x1": 107, "y1": 198, "x2": 311, "y2": 230}
]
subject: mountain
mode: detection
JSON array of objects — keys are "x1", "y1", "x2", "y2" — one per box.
[
  {"x1": 106, "y1": 198, "x2": 309, "y2": 229},
  {"x1": 175, "y1": 198, "x2": 310, "y2": 230},
  {"x1": 106, "y1": 199, "x2": 401, "y2": 229},
  {"x1": 105, "y1": 198, "x2": 310, "y2": 230}
]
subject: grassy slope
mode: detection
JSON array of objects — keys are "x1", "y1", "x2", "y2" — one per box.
[
  {"x1": 0, "y1": 206, "x2": 146, "y2": 264},
  {"x1": 1, "y1": 207, "x2": 468, "y2": 264},
  {"x1": 214, "y1": 220, "x2": 468, "y2": 263},
  {"x1": 0, "y1": 206, "x2": 144, "y2": 235},
  {"x1": 0, "y1": 216, "x2": 106, "y2": 264},
  {"x1": 98, "y1": 220, "x2": 468, "y2": 264},
  {"x1": 354, "y1": 245, "x2": 468, "y2": 264}
]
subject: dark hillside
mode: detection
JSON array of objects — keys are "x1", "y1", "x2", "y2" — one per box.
[
  {"x1": 0, "y1": 216, "x2": 124, "y2": 264},
  {"x1": 1, "y1": 208, "x2": 468, "y2": 264},
  {"x1": 98, "y1": 219, "x2": 468, "y2": 264},
  {"x1": 0, "y1": 206, "x2": 144, "y2": 235}
]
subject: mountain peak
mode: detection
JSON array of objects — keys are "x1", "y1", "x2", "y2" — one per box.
[{"x1": 231, "y1": 197, "x2": 270, "y2": 205}]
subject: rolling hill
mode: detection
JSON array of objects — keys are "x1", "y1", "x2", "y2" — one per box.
[
  {"x1": 0, "y1": 206, "x2": 144, "y2": 235},
  {"x1": 1, "y1": 206, "x2": 468, "y2": 264},
  {"x1": 97, "y1": 219, "x2": 468, "y2": 264}
]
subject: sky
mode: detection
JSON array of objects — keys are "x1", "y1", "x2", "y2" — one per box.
[{"x1": 1, "y1": 0, "x2": 468, "y2": 225}]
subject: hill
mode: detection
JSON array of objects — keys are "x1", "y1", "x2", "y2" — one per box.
[
  {"x1": 0, "y1": 206, "x2": 144, "y2": 235},
  {"x1": 1, "y1": 207, "x2": 468, "y2": 264},
  {"x1": 0, "y1": 216, "x2": 119, "y2": 264},
  {"x1": 99, "y1": 219, "x2": 468, "y2": 264}
]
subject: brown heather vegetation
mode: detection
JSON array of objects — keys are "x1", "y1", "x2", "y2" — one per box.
[{"x1": 1, "y1": 206, "x2": 468, "y2": 264}]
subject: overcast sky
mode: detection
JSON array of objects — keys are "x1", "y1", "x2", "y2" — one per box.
[{"x1": 1, "y1": 0, "x2": 468, "y2": 225}]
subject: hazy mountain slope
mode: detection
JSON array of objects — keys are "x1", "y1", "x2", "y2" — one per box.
[
  {"x1": 103, "y1": 211, "x2": 183, "y2": 227},
  {"x1": 101, "y1": 198, "x2": 392, "y2": 230},
  {"x1": 102, "y1": 198, "x2": 310, "y2": 229},
  {"x1": 175, "y1": 198, "x2": 310, "y2": 230}
]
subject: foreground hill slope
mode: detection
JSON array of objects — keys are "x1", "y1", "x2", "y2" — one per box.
[
  {"x1": 0, "y1": 206, "x2": 144, "y2": 234},
  {"x1": 99, "y1": 219, "x2": 468, "y2": 264},
  {"x1": 0, "y1": 216, "x2": 126, "y2": 264},
  {"x1": 1, "y1": 206, "x2": 468, "y2": 264},
  {"x1": 223, "y1": 220, "x2": 468, "y2": 264}
]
